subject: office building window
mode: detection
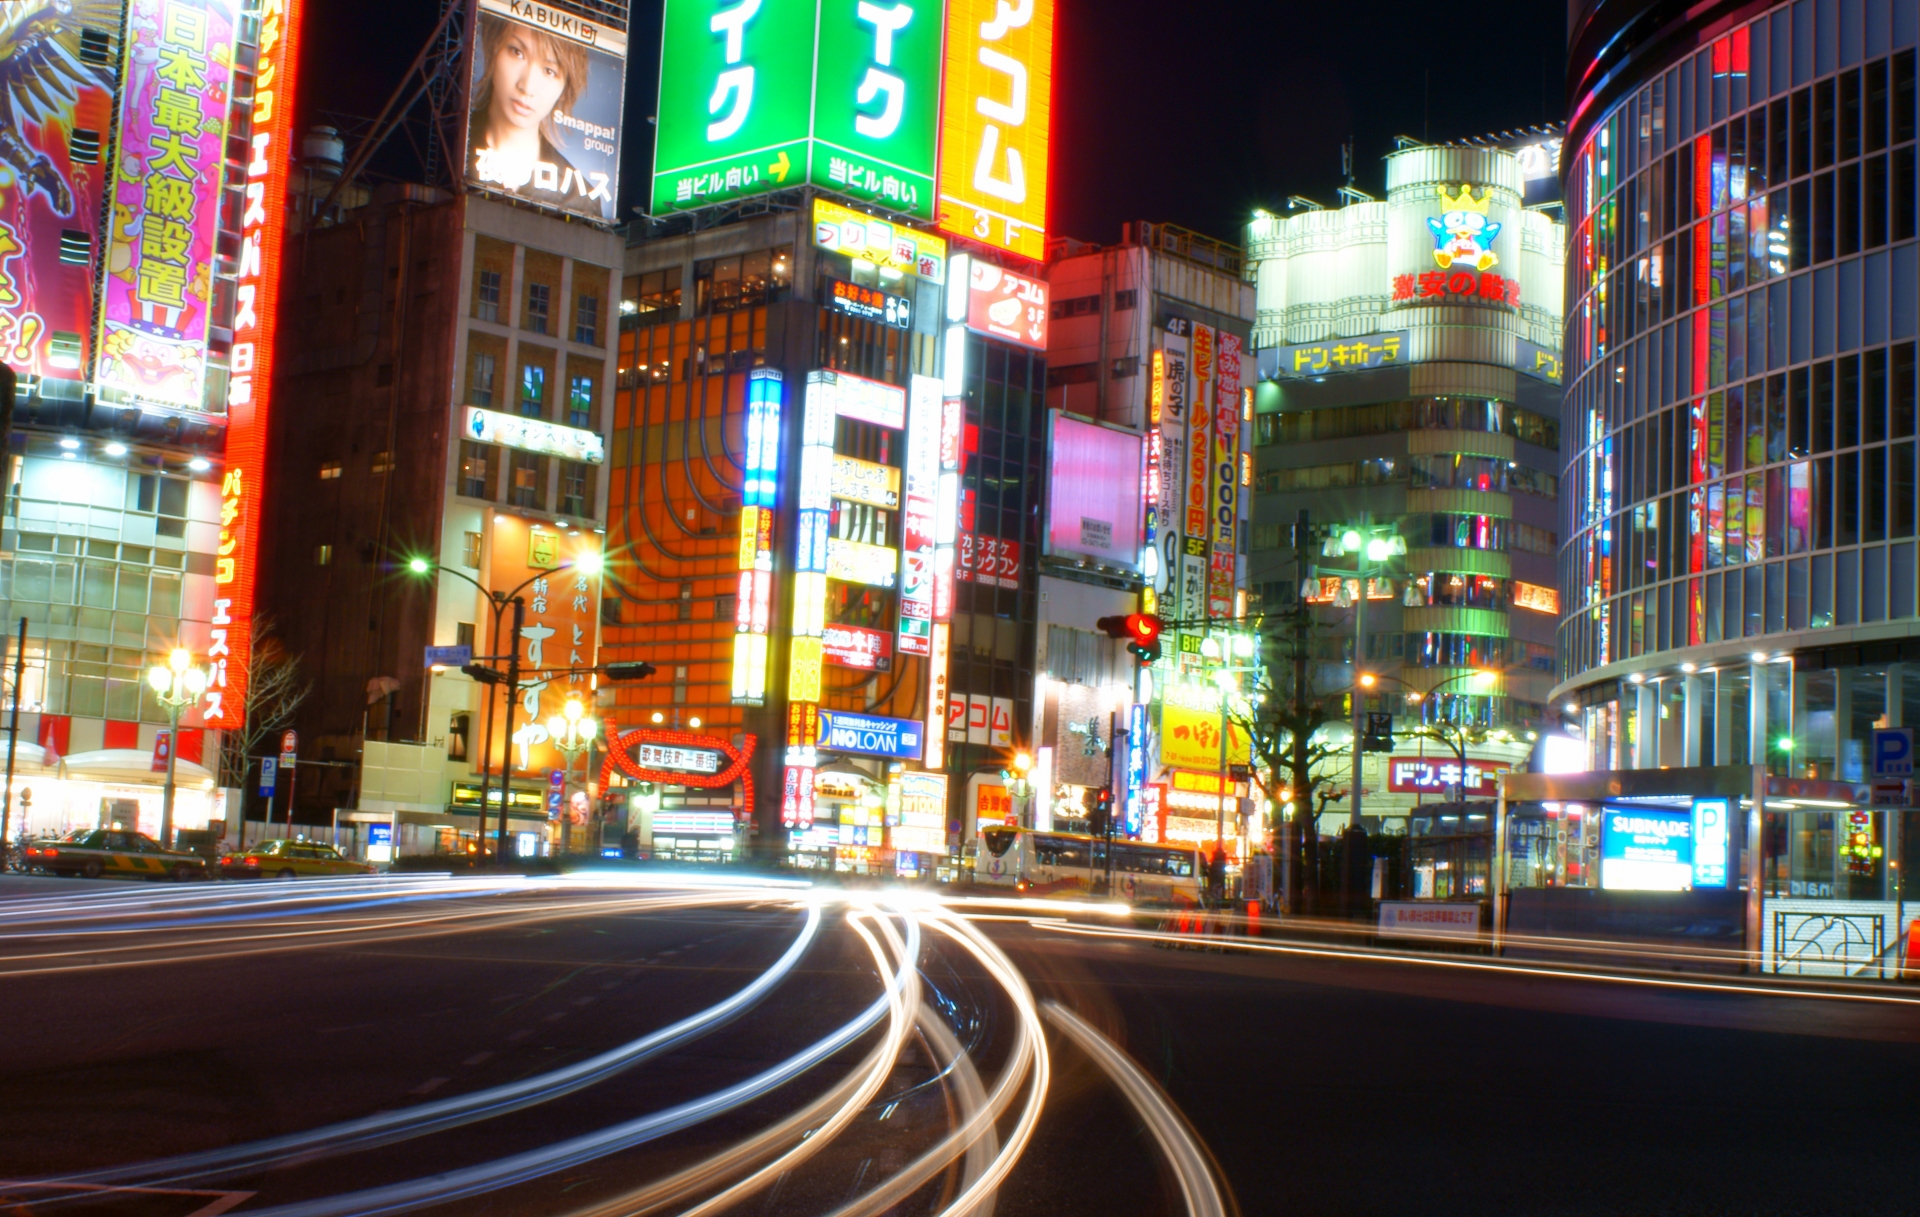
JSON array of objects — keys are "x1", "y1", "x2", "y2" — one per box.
[
  {"x1": 461, "y1": 443, "x2": 492, "y2": 499},
  {"x1": 525, "y1": 282, "x2": 550, "y2": 334},
  {"x1": 574, "y1": 294, "x2": 599, "y2": 345},
  {"x1": 475, "y1": 270, "x2": 501, "y2": 322},
  {"x1": 471, "y1": 351, "x2": 496, "y2": 406},
  {"x1": 510, "y1": 451, "x2": 542, "y2": 508},
  {"x1": 463, "y1": 531, "x2": 482, "y2": 568},
  {"x1": 568, "y1": 375, "x2": 594, "y2": 428},
  {"x1": 520, "y1": 364, "x2": 546, "y2": 418},
  {"x1": 560, "y1": 462, "x2": 589, "y2": 517}
]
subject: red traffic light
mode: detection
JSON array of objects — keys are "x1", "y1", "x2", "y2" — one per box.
[
  {"x1": 1095, "y1": 613, "x2": 1162, "y2": 647},
  {"x1": 1095, "y1": 614, "x2": 1163, "y2": 664}
]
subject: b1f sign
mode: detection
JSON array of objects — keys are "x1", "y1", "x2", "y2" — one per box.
[{"x1": 1872, "y1": 727, "x2": 1914, "y2": 778}]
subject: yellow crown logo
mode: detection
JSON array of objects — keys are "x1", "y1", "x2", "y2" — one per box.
[{"x1": 1435, "y1": 183, "x2": 1492, "y2": 213}]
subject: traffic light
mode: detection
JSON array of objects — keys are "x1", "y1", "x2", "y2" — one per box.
[
  {"x1": 1095, "y1": 613, "x2": 1163, "y2": 664},
  {"x1": 1090, "y1": 787, "x2": 1113, "y2": 837},
  {"x1": 603, "y1": 662, "x2": 658, "y2": 681},
  {"x1": 461, "y1": 662, "x2": 506, "y2": 685}
]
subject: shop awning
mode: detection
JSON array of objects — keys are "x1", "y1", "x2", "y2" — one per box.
[
  {"x1": 0, "y1": 743, "x2": 48, "y2": 774},
  {"x1": 60, "y1": 749, "x2": 215, "y2": 788}
]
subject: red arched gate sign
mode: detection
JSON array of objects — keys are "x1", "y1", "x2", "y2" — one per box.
[{"x1": 599, "y1": 728, "x2": 757, "y2": 815}]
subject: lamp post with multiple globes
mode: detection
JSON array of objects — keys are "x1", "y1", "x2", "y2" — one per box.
[{"x1": 146, "y1": 647, "x2": 210, "y2": 848}]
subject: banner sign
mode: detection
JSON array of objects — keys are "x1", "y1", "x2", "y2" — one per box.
[{"x1": 817, "y1": 709, "x2": 925, "y2": 759}]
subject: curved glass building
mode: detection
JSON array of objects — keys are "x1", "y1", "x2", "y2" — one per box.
[{"x1": 1562, "y1": 0, "x2": 1920, "y2": 788}]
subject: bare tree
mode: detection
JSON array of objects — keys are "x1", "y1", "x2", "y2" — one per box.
[
  {"x1": 1228, "y1": 600, "x2": 1352, "y2": 916},
  {"x1": 217, "y1": 617, "x2": 313, "y2": 792}
]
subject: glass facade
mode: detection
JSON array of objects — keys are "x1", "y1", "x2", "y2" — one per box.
[{"x1": 1563, "y1": 3, "x2": 1920, "y2": 679}]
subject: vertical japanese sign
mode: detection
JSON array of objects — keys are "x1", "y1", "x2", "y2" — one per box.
[
  {"x1": 652, "y1": 0, "x2": 814, "y2": 213},
  {"x1": 488, "y1": 520, "x2": 602, "y2": 775},
  {"x1": 1208, "y1": 331, "x2": 1242, "y2": 619},
  {"x1": 0, "y1": 0, "x2": 117, "y2": 382},
  {"x1": 206, "y1": 0, "x2": 302, "y2": 733},
  {"x1": 809, "y1": 0, "x2": 942, "y2": 217},
  {"x1": 783, "y1": 373, "x2": 840, "y2": 828},
  {"x1": 1181, "y1": 324, "x2": 1214, "y2": 627},
  {"x1": 936, "y1": 0, "x2": 1053, "y2": 260},
  {"x1": 96, "y1": 0, "x2": 239, "y2": 411},
  {"x1": 898, "y1": 374, "x2": 940, "y2": 657},
  {"x1": 733, "y1": 369, "x2": 783, "y2": 703},
  {"x1": 1156, "y1": 323, "x2": 1189, "y2": 621},
  {"x1": 651, "y1": 0, "x2": 941, "y2": 218}
]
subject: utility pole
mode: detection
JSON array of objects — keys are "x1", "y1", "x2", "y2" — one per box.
[
  {"x1": 2, "y1": 616, "x2": 23, "y2": 856},
  {"x1": 1289, "y1": 511, "x2": 1312, "y2": 915},
  {"x1": 496, "y1": 595, "x2": 525, "y2": 868}
]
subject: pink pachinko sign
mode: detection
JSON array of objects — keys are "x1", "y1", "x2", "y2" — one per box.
[{"x1": 96, "y1": 0, "x2": 238, "y2": 411}]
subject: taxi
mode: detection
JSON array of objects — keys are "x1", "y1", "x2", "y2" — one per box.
[
  {"x1": 221, "y1": 838, "x2": 374, "y2": 879},
  {"x1": 25, "y1": 829, "x2": 209, "y2": 881}
]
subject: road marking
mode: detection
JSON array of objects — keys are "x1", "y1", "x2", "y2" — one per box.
[
  {"x1": 409, "y1": 1077, "x2": 449, "y2": 1095},
  {"x1": 462, "y1": 1051, "x2": 495, "y2": 1067}
]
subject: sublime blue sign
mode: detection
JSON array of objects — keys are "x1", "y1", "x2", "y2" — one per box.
[
  {"x1": 1601, "y1": 806, "x2": 1693, "y2": 891},
  {"x1": 1124, "y1": 703, "x2": 1146, "y2": 836},
  {"x1": 817, "y1": 710, "x2": 924, "y2": 760}
]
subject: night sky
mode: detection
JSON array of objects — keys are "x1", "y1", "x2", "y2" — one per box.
[{"x1": 305, "y1": 0, "x2": 1566, "y2": 247}]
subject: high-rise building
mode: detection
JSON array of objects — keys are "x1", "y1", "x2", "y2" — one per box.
[
  {"x1": 1557, "y1": 0, "x2": 1920, "y2": 902},
  {"x1": 261, "y1": 0, "x2": 629, "y2": 855},
  {"x1": 1035, "y1": 224, "x2": 1256, "y2": 856},
  {"x1": 1244, "y1": 136, "x2": 1567, "y2": 852},
  {"x1": 597, "y1": 0, "x2": 1060, "y2": 868},
  {"x1": 0, "y1": 0, "x2": 306, "y2": 846}
]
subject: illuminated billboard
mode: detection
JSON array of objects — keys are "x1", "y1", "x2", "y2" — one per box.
[
  {"x1": 465, "y1": 406, "x2": 606, "y2": 463},
  {"x1": 936, "y1": 0, "x2": 1053, "y2": 261},
  {"x1": 811, "y1": 197, "x2": 947, "y2": 280},
  {"x1": 206, "y1": 0, "x2": 304, "y2": 733},
  {"x1": 965, "y1": 259, "x2": 1047, "y2": 350},
  {"x1": 0, "y1": 0, "x2": 117, "y2": 383},
  {"x1": 807, "y1": 367, "x2": 906, "y2": 429},
  {"x1": 897, "y1": 374, "x2": 940, "y2": 657},
  {"x1": 96, "y1": 0, "x2": 240, "y2": 411},
  {"x1": 651, "y1": 0, "x2": 941, "y2": 218},
  {"x1": 1044, "y1": 413, "x2": 1143, "y2": 573},
  {"x1": 486, "y1": 519, "x2": 602, "y2": 775},
  {"x1": 1600, "y1": 807, "x2": 1693, "y2": 891},
  {"x1": 465, "y1": 0, "x2": 626, "y2": 223}
]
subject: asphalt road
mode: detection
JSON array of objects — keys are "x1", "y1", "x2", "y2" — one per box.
[{"x1": 0, "y1": 874, "x2": 1916, "y2": 1217}]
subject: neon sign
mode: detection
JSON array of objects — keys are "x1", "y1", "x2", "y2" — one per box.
[{"x1": 207, "y1": 0, "x2": 303, "y2": 730}]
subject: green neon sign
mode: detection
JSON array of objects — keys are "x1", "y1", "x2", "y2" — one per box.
[{"x1": 651, "y1": 0, "x2": 941, "y2": 219}]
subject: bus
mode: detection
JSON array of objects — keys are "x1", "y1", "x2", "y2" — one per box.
[{"x1": 975, "y1": 826, "x2": 1204, "y2": 906}]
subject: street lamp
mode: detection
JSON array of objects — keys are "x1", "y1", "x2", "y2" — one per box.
[
  {"x1": 405, "y1": 544, "x2": 608, "y2": 868},
  {"x1": 1322, "y1": 518, "x2": 1404, "y2": 835},
  {"x1": 545, "y1": 695, "x2": 599, "y2": 855},
  {"x1": 147, "y1": 647, "x2": 209, "y2": 848}
]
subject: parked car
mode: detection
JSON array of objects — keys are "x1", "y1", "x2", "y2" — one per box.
[
  {"x1": 221, "y1": 839, "x2": 373, "y2": 879},
  {"x1": 25, "y1": 829, "x2": 208, "y2": 881}
]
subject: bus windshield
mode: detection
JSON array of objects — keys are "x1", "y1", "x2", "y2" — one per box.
[{"x1": 981, "y1": 827, "x2": 1019, "y2": 857}]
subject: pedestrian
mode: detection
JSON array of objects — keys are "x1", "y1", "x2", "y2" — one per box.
[{"x1": 1206, "y1": 846, "x2": 1226, "y2": 907}]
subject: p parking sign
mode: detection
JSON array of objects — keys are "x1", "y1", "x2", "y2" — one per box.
[{"x1": 1872, "y1": 727, "x2": 1914, "y2": 778}]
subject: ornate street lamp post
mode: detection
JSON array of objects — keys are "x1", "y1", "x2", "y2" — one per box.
[{"x1": 146, "y1": 647, "x2": 210, "y2": 848}]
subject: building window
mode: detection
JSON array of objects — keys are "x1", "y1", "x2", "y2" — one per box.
[
  {"x1": 448, "y1": 712, "x2": 470, "y2": 760},
  {"x1": 567, "y1": 375, "x2": 594, "y2": 428},
  {"x1": 574, "y1": 294, "x2": 599, "y2": 345},
  {"x1": 673, "y1": 664, "x2": 688, "y2": 703},
  {"x1": 715, "y1": 592, "x2": 737, "y2": 622},
  {"x1": 559, "y1": 462, "x2": 588, "y2": 517},
  {"x1": 694, "y1": 246, "x2": 791, "y2": 315},
  {"x1": 475, "y1": 270, "x2": 501, "y2": 322},
  {"x1": 127, "y1": 473, "x2": 190, "y2": 539},
  {"x1": 314, "y1": 544, "x2": 332, "y2": 565},
  {"x1": 601, "y1": 595, "x2": 622, "y2": 626},
  {"x1": 456, "y1": 621, "x2": 476, "y2": 649},
  {"x1": 319, "y1": 462, "x2": 342, "y2": 480},
  {"x1": 678, "y1": 583, "x2": 693, "y2": 620},
  {"x1": 370, "y1": 450, "x2": 393, "y2": 475},
  {"x1": 460, "y1": 443, "x2": 492, "y2": 498},
  {"x1": 525, "y1": 282, "x2": 550, "y2": 334},
  {"x1": 510, "y1": 451, "x2": 541, "y2": 508},
  {"x1": 623, "y1": 267, "x2": 682, "y2": 326},
  {"x1": 520, "y1": 364, "x2": 546, "y2": 417},
  {"x1": 471, "y1": 351, "x2": 496, "y2": 406},
  {"x1": 463, "y1": 530, "x2": 482, "y2": 568}
]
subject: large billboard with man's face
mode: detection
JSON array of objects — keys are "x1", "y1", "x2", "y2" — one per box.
[{"x1": 466, "y1": 0, "x2": 625, "y2": 224}]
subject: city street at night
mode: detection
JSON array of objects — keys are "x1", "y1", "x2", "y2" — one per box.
[{"x1": 3, "y1": 874, "x2": 1918, "y2": 1216}]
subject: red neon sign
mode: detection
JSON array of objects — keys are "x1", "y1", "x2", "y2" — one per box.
[{"x1": 209, "y1": 0, "x2": 302, "y2": 730}]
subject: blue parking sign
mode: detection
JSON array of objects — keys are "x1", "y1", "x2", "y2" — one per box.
[{"x1": 1872, "y1": 727, "x2": 1914, "y2": 778}]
